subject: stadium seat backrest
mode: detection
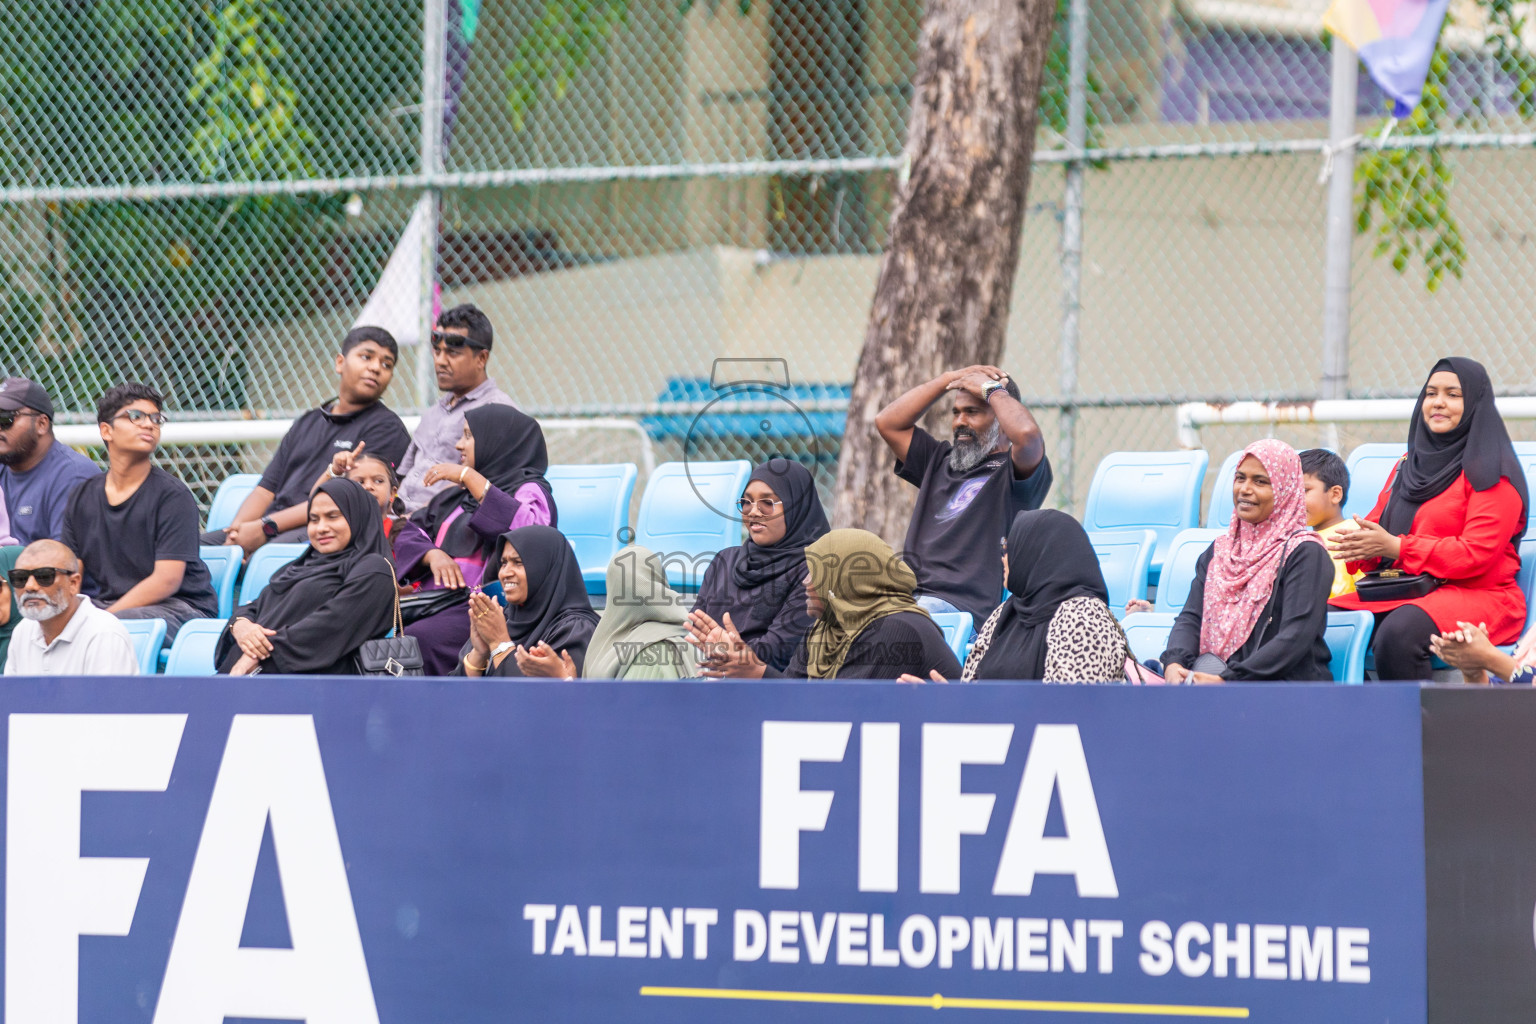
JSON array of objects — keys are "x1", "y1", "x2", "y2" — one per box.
[
  {"x1": 547, "y1": 463, "x2": 638, "y2": 592},
  {"x1": 1514, "y1": 442, "x2": 1536, "y2": 535},
  {"x1": 1083, "y1": 451, "x2": 1209, "y2": 576},
  {"x1": 930, "y1": 611, "x2": 974, "y2": 665},
  {"x1": 1121, "y1": 612, "x2": 1177, "y2": 665},
  {"x1": 1325, "y1": 609, "x2": 1375, "y2": 685},
  {"x1": 1152, "y1": 528, "x2": 1224, "y2": 614},
  {"x1": 238, "y1": 543, "x2": 309, "y2": 605},
  {"x1": 162, "y1": 618, "x2": 228, "y2": 676},
  {"x1": 1204, "y1": 450, "x2": 1245, "y2": 529},
  {"x1": 199, "y1": 545, "x2": 242, "y2": 619},
  {"x1": 1343, "y1": 443, "x2": 1406, "y2": 520},
  {"x1": 634, "y1": 461, "x2": 752, "y2": 589},
  {"x1": 1087, "y1": 529, "x2": 1156, "y2": 612},
  {"x1": 120, "y1": 618, "x2": 167, "y2": 675},
  {"x1": 206, "y1": 473, "x2": 262, "y2": 532},
  {"x1": 1521, "y1": 539, "x2": 1536, "y2": 635}
]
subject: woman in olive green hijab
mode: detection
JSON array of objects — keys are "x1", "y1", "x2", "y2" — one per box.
[{"x1": 688, "y1": 529, "x2": 961, "y2": 680}]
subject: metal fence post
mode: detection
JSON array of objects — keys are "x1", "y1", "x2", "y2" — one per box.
[
  {"x1": 418, "y1": 0, "x2": 447, "y2": 413},
  {"x1": 1057, "y1": 0, "x2": 1089, "y2": 508},
  {"x1": 1320, "y1": 41, "x2": 1358, "y2": 404}
]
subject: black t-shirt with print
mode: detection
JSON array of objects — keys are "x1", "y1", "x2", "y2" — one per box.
[
  {"x1": 896, "y1": 427, "x2": 1053, "y2": 623},
  {"x1": 62, "y1": 467, "x2": 218, "y2": 615},
  {"x1": 259, "y1": 400, "x2": 411, "y2": 512}
]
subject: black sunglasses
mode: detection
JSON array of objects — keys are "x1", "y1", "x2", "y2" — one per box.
[
  {"x1": 431, "y1": 330, "x2": 471, "y2": 349},
  {"x1": 8, "y1": 567, "x2": 77, "y2": 588},
  {"x1": 0, "y1": 409, "x2": 37, "y2": 431}
]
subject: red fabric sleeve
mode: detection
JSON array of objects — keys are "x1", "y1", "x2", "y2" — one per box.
[
  {"x1": 1345, "y1": 464, "x2": 1397, "y2": 575},
  {"x1": 1395, "y1": 477, "x2": 1524, "y2": 579}
]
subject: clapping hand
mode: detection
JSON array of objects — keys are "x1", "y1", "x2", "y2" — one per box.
[
  {"x1": 685, "y1": 610, "x2": 766, "y2": 678},
  {"x1": 1327, "y1": 516, "x2": 1402, "y2": 562},
  {"x1": 515, "y1": 642, "x2": 573, "y2": 678}
]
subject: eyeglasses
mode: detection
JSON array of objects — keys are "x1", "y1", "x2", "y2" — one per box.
[
  {"x1": 431, "y1": 330, "x2": 471, "y2": 350},
  {"x1": 737, "y1": 498, "x2": 784, "y2": 515},
  {"x1": 0, "y1": 410, "x2": 37, "y2": 431},
  {"x1": 114, "y1": 409, "x2": 168, "y2": 426},
  {"x1": 7, "y1": 567, "x2": 77, "y2": 588}
]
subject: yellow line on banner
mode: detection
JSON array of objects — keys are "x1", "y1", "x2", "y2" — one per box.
[{"x1": 639, "y1": 985, "x2": 1250, "y2": 1018}]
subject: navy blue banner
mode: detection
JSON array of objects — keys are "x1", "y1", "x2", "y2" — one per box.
[{"x1": 0, "y1": 680, "x2": 1425, "y2": 1023}]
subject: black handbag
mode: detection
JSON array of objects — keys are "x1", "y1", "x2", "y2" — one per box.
[
  {"x1": 398, "y1": 585, "x2": 469, "y2": 626},
  {"x1": 358, "y1": 564, "x2": 425, "y2": 676},
  {"x1": 1354, "y1": 566, "x2": 1442, "y2": 603}
]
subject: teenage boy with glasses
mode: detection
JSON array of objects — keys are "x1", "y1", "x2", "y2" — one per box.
[
  {"x1": 0, "y1": 377, "x2": 101, "y2": 544},
  {"x1": 60, "y1": 383, "x2": 216, "y2": 640},
  {"x1": 395, "y1": 303, "x2": 516, "y2": 512},
  {"x1": 3, "y1": 539, "x2": 138, "y2": 676}
]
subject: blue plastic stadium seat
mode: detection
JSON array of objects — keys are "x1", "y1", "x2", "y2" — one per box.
[
  {"x1": 206, "y1": 473, "x2": 262, "y2": 533},
  {"x1": 930, "y1": 611, "x2": 974, "y2": 665},
  {"x1": 1514, "y1": 442, "x2": 1536, "y2": 535},
  {"x1": 1343, "y1": 443, "x2": 1406, "y2": 520},
  {"x1": 1083, "y1": 451, "x2": 1209, "y2": 584},
  {"x1": 1121, "y1": 612, "x2": 1177, "y2": 666},
  {"x1": 547, "y1": 463, "x2": 638, "y2": 595},
  {"x1": 237, "y1": 543, "x2": 308, "y2": 605},
  {"x1": 1519, "y1": 539, "x2": 1536, "y2": 635},
  {"x1": 120, "y1": 618, "x2": 167, "y2": 675},
  {"x1": 634, "y1": 461, "x2": 752, "y2": 590},
  {"x1": 1152, "y1": 528, "x2": 1224, "y2": 614},
  {"x1": 1325, "y1": 609, "x2": 1375, "y2": 685},
  {"x1": 1087, "y1": 529, "x2": 1156, "y2": 614},
  {"x1": 1204, "y1": 450, "x2": 1245, "y2": 529},
  {"x1": 162, "y1": 618, "x2": 228, "y2": 676},
  {"x1": 199, "y1": 545, "x2": 242, "y2": 619}
]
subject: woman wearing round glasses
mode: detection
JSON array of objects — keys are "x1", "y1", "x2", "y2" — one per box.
[{"x1": 687, "y1": 459, "x2": 830, "y2": 672}]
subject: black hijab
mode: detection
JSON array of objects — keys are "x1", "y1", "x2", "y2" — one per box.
[
  {"x1": 1381, "y1": 357, "x2": 1528, "y2": 541},
  {"x1": 251, "y1": 478, "x2": 393, "y2": 621},
  {"x1": 413, "y1": 404, "x2": 556, "y2": 551},
  {"x1": 489, "y1": 525, "x2": 600, "y2": 653},
  {"x1": 732, "y1": 459, "x2": 831, "y2": 589},
  {"x1": 971, "y1": 509, "x2": 1110, "y2": 681}
]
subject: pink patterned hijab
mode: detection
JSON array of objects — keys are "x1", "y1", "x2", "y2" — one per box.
[{"x1": 1199, "y1": 439, "x2": 1326, "y2": 661}]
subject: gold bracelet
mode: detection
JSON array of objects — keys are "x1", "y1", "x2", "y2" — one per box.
[
  {"x1": 459, "y1": 466, "x2": 468, "y2": 484},
  {"x1": 464, "y1": 652, "x2": 488, "y2": 672}
]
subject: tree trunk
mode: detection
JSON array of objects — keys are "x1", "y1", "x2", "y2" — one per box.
[{"x1": 832, "y1": 0, "x2": 1060, "y2": 542}]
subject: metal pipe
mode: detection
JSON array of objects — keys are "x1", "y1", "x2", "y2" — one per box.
[
  {"x1": 417, "y1": 0, "x2": 447, "y2": 414},
  {"x1": 1321, "y1": 41, "x2": 1359, "y2": 402},
  {"x1": 1174, "y1": 397, "x2": 1536, "y2": 448},
  {"x1": 1056, "y1": 0, "x2": 1090, "y2": 512}
]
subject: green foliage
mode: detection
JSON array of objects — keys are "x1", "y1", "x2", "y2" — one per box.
[
  {"x1": 1354, "y1": 0, "x2": 1533, "y2": 291},
  {"x1": 506, "y1": 0, "x2": 630, "y2": 130},
  {"x1": 1353, "y1": 44, "x2": 1466, "y2": 292}
]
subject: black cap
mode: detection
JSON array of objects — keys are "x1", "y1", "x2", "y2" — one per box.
[{"x1": 0, "y1": 378, "x2": 53, "y2": 417}]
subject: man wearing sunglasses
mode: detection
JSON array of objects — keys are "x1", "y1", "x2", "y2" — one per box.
[
  {"x1": 395, "y1": 303, "x2": 515, "y2": 512},
  {"x1": 60, "y1": 383, "x2": 217, "y2": 641},
  {"x1": 0, "y1": 377, "x2": 101, "y2": 545},
  {"x1": 2, "y1": 539, "x2": 138, "y2": 676}
]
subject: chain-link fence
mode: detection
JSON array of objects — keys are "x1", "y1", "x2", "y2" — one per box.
[{"x1": 3, "y1": 0, "x2": 1534, "y2": 517}]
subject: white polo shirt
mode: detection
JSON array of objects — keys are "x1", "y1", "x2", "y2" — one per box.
[{"x1": 4, "y1": 597, "x2": 140, "y2": 676}]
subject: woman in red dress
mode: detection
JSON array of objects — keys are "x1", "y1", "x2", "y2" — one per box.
[{"x1": 1329, "y1": 357, "x2": 1528, "y2": 680}]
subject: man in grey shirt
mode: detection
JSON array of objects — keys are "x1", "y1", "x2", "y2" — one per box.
[{"x1": 396, "y1": 303, "x2": 516, "y2": 511}]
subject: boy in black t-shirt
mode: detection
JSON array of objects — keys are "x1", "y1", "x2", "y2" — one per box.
[
  {"x1": 62, "y1": 383, "x2": 217, "y2": 639},
  {"x1": 203, "y1": 325, "x2": 410, "y2": 554},
  {"x1": 876, "y1": 366, "x2": 1053, "y2": 624}
]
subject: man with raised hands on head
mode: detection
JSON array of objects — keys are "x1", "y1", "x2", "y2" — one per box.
[
  {"x1": 875, "y1": 365, "x2": 1053, "y2": 624},
  {"x1": 204, "y1": 325, "x2": 410, "y2": 554}
]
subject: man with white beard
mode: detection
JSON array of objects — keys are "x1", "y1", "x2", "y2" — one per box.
[
  {"x1": 876, "y1": 365, "x2": 1053, "y2": 624},
  {"x1": 3, "y1": 539, "x2": 138, "y2": 676}
]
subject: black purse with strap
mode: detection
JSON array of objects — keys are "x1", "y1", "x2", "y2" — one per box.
[
  {"x1": 357, "y1": 563, "x2": 426, "y2": 676},
  {"x1": 1353, "y1": 566, "x2": 1442, "y2": 602}
]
